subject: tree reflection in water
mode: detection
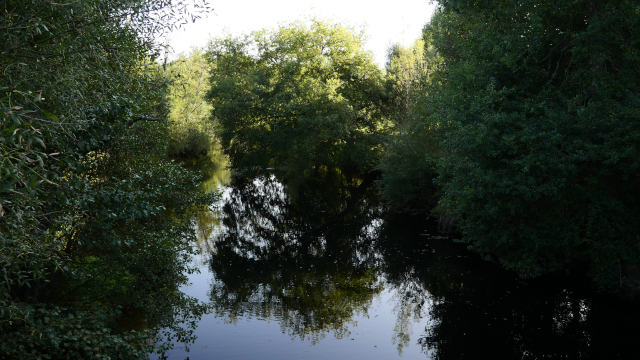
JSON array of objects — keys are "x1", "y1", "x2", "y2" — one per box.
[
  {"x1": 194, "y1": 169, "x2": 640, "y2": 359},
  {"x1": 207, "y1": 170, "x2": 384, "y2": 343},
  {"x1": 379, "y1": 215, "x2": 640, "y2": 360}
]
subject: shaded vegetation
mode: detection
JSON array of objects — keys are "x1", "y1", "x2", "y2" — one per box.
[
  {"x1": 1, "y1": 1, "x2": 213, "y2": 358},
  {"x1": 378, "y1": 39, "x2": 441, "y2": 214},
  {"x1": 421, "y1": 0, "x2": 640, "y2": 287},
  {"x1": 204, "y1": 6, "x2": 640, "y2": 289},
  {"x1": 3, "y1": 0, "x2": 640, "y2": 357}
]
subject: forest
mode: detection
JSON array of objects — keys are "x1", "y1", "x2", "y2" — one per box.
[{"x1": 1, "y1": 0, "x2": 639, "y2": 358}]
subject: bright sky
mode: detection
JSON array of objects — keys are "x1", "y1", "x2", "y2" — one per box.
[{"x1": 167, "y1": 0, "x2": 437, "y2": 67}]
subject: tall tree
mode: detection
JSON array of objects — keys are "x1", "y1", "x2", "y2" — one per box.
[
  {"x1": 379, "y1": 38, "x2": 442, "y2": 213},
  {"x1": 165, "y1": 50, "x2": 216, "y2": 157}
]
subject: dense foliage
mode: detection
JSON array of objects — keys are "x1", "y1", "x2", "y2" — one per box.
[
  {"x1": 430, "y1": 0, "x2": 639, "y2": 286},
  {"x1": 378, "y1": 39, "x2": 441, "y2": 213},
  {"x1": 165, "y1": 50, "x2": 216, "y2": 158},
  {"x1": 383, "y1": 0, "x2": 640, "y2": 288},
  {"x1": 3, "y1": 1, "x2": 638, "y2": 356},
  {"x1": 1, "y1": 1, "x2": 213, "y2": 358},
  {"x1": 206, "y1": 21, "x2": 389, "y2": 178}
]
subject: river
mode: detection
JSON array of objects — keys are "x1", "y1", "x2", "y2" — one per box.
[{"x1": 152, "y1": 166, "x2": 640, "y2": 360}]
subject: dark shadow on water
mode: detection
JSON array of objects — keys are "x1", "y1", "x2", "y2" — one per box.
[{"x1": 379, "y1": 214, "x2": 640, "y2": 360}]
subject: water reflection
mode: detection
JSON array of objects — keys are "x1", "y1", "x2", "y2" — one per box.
[
  {"x1": 378, "y1": 215, "x2": 640, "y2": 360},
  {"x1": 190, "y1": 146, "x2": 230, "y2": 244},
  {"x1": 171, "y1": 166, "x2": 640, "y2": 360},
  {"x1": 200, "y1": 146, "x2": 231, "y2": 193},
  {"x1": 207, "y1": 171, "x2": 384, "y2": 343}
]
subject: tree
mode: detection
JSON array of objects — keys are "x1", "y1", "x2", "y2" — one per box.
[
  {"x1": 385, "y1": 39, "x2": 436, "y2": 125},
  {"x1": 1, "y1": 1, "x2": 213, "y2": 357},
  {"x1": 165, "y1": 50, "x2": 216, "y2": 158},
  {"x1": 424, "y1": 0, "x2": 640, "y2": 287},
  {"x1": 379, "y1": 38, "x2": 442, "y2": 213},
  {"x1": 206, "y1": 21, "x2": 389, "y2": 178}
]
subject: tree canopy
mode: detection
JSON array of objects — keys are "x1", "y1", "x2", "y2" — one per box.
[
  {"x1": 206, "y1": 21, "x2": 389, "y2": 178},
  {"x1": 418, "y1": 0, "x2": 640, "y2": 286}
]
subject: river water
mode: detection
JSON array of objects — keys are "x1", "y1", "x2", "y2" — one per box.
[{"x1": 153, "y1": 169, "x2": 640, "y2": 360}]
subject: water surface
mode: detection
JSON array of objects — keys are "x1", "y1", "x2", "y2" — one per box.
[{"x1": 155, "y1": 170, "x2": 640, "y2": 360}]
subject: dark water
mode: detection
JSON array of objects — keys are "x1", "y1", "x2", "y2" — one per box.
[{"x1": 154, "y1": 170, "x2": 640, "y2": 360}]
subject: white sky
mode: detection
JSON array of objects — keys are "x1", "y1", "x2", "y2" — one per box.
[{"x1": 167, "y1": 0, "x2": 437, "y2": 67}]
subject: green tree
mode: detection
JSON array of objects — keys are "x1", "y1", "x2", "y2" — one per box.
[
  {"x1": 379, "y1": 38, "x2": 442, "y2": 213},
  {"x1": 206, "y1": 21, "x2": 389, "y2": 178},
  {"x1": 165, "y1": 50, "x2": 216, "y2": 158},
  {"x1": 1, "y1": 1, "x2": 213, "y2": 358},
  {"x1": 425, "y1": 0, "x2": 640, "y2": 287},
  {"x1": 385, "y1": 39, "x2": 436, "y2": 125}
]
